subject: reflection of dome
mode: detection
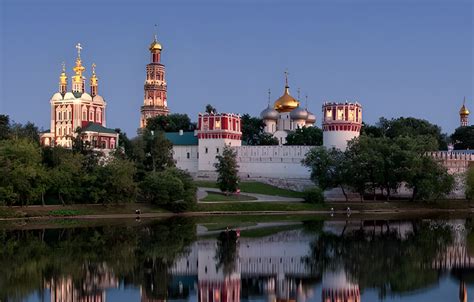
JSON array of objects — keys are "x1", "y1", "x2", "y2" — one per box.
[
  {"x1": 460, "y1": 104, "x2": 470, "y2": 115},
  {"x1": 260, "y1": 105, "x2": 279, "y2": 120},
  {"x1": 306, "y1": 111, "x2": 316, "y2": 124},
  {"x1": 51, "y1": 92, "x2": 63, "y2": 101},
  {"x1": 290, "y1": 106, "x2": 308, "y2": 120},
  {"x1": 274, "y1": 86, "x2": 299, "y2": 113},
  {"x1": 93, "y1": 95, "x2": 104, "y2": 103}
]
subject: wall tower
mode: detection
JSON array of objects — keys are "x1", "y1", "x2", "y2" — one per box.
[
  {"x1": 460, "y1": 98, "x2": 470, "y2": 127},
  {"x1": 322, "y1": 101, "x2": 362, "y2": 150}
]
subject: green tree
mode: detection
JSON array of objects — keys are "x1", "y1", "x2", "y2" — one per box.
[
  {"x1": 0, "y1": 115, "x2": 10, "y2": 140},
  {"x1": 215, "y1": 146, "x2": 240, "y2": 194},
  {"x1": 241, "y1": 114, "x2": 278, "y2": 145},
  {"x1": 143, "y1": 130, "x2": 175, "y2": 172},
  {"x1": 205, "y1": 104, "x2": 217, "y2": 114},
  {"x1": 9, "y1": 121, "x2": 40, "y2": 143},
  {"x1": 94, "y1": 157, "x2": 137, "y2": 204},
  {"x1": 285, "y1": 126, "x2": 323, "y2": 145},
  {"x1": 0, "y1": 139, "x2": 43, "y2": 206},
  {"x1": 451, "y1": 126, "x2": 474, "y2": 150},
  {"x1": 48, "y1": 151, "x2": 84, "y2": 204},
  {"x1": 146, "y1": 114, "x2": 195, "y2": 133},
  {"x1": 302, "y1": 147, "x2": 349, "y2": 200}
]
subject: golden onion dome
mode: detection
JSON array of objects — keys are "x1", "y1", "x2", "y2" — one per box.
[
  {"x1": 460, "y1": 104, "x2": 470, "y2": 115},
  {"x1": 90, "y1": 63, "x2": 98, "y2": 86},
  {"x1": 274, "y1": 86, "x2": 300, "y2": 113},
  {"x1": 59, "y1": 71, "x2": 68, "y2": 85},
  {"x1": 149, "y1": 35, "x2": 162, "y2": 52}
]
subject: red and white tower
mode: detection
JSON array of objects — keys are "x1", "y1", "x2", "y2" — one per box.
[
  {"x1": 140, "y1": 34, "x2": 170, "y2": 128},
  {"x1": 196, "y1": 113, "x2": 242, "y2": 171},
  {"x1": 322, "y1": 102, "x2": 362, "y2": 150}
]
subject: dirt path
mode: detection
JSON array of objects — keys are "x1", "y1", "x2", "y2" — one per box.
[{"x1": 197, "y1": 187, "x2": 304, "y2": 203}]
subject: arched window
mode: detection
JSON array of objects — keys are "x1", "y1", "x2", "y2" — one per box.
[{"x1": 58, "y1": 111, "x2": 61, "y2": 121}]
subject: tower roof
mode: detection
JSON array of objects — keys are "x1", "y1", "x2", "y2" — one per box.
[
  {"x1": 149, "y1": 35, "x2": 162, "y2": 52},
  {"x1": 460, "y1": 98, "x2": 470, "y2": 115},
  {"x1": 273, "y1": 71, "x2": 299, "y2": 112}
]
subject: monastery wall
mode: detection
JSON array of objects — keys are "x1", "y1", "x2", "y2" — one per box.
[
  {"x1": 172, "y1": 145, "x2": 199, "y2": 173},
  {"x1": 234, "y1": 145, "x2": 312, "y2": 178}
]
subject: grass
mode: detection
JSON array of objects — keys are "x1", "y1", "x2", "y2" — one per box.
[
  {"x1": 201, "y1": 191, "x2": 258, "y2": 202},
  {"x1": 48, "y1": 209, "x2": 91, "y2": 216},
  {"x1": 196, "y1": 201, "x2": 327, "y2": 212},
  {"x1": 194, "y1": 180, "x2": 304, "y2": 198}
]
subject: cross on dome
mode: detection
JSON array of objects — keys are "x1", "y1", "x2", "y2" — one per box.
[
  {"x1": 284, "y1": 69, "x2": 289, "y2": 87},
  {"x1": 75, "y1": 43, "x2": 82, "y2": 58}
]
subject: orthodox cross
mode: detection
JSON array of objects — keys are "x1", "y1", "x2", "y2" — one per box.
[
  {"x1": 284, "y1": 69, "x2": 289, "y2": 86},
  {"x1": 61, "y1": 61, "x2": 65, "y2": 72},
  {"x1": 76, "y1": 43, "x2": 82, "y2": 58},
  {"x1": 92, "y1": 63, "x2": 96, "y2": 74},
  {"x1": 267, "y1": 88, "x2": 271, "y2": 106}
]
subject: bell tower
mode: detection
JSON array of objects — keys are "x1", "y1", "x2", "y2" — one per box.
[
  {"x1": 140, "y1": 31, "x2": 170, "y2": 129},
  {"x1": 460, "y1": 97, "x2": 470, "y2": 127}
]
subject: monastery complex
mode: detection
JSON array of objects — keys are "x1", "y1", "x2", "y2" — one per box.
[{"x1": 39, "y1": 33, "x2": 472, "y2": 182}]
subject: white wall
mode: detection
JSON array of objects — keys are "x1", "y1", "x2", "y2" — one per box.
[
  {"x1": 234, "y1": 145, "x2": 312, "y2": 178},
  {"x1": 172, "y1": 145, "x2": 199, "y2": 173},
  {"x1": 198, "y1": 138, "x2": 242, "y2": 171},
  {"x1": 323, "y1": 130, "x2": 359, "y2": 150}
]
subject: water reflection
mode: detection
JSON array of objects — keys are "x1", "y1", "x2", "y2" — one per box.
[{"x1": 1, "y1": 218, "x2": 474, "y2": 302}]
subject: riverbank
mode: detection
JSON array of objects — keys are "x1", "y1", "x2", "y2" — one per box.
[{"x1": 1, "y1": 199, "x2": 474, "y2": 222}]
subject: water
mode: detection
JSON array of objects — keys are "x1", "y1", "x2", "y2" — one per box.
[{"x1": 1, "y1": 217, "x2": 474, "y2": 302}]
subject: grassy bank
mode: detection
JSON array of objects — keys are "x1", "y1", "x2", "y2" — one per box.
[
  {"x1": 194, "y1": 180, "x2": 304, "y2": 198},
  {"x1": 201, "y1": 191, "x2": 258, "y2": 202}
]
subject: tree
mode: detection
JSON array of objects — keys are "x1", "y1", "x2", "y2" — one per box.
[
  {"x1": 143, "y1": 130, "x2": 175, "y2": 172},
  {"x1": 0, "y1": 139, "x2": 44, "y2": 206},
  {"x1": 205, "y1": 104, "x2": 217, "y2": 114},
  {"x1": 240, "y1": 114, "x2": 278, "y2": 145},
  {"x1": 215, "y1": 146, "x2": 240, "y2": 194},
  {"x1": 48, "y1": 151, "x2": 84, "y2": 204},
  {"x1": 451, "y1": 126, "x2": 474, "y2": 150},
  {"x1": 302, "y1": 147, "x2": 349, "y2": 201},
  {"x1": 94, "y1": 157, "x2": 137, "y2": 204},
  {"x1": 285, "y1": 126, "x2": 323, "y2": 145},
  {"x1": 0, "y1": 115, "x2": 10, "y2": 140},
  {"x1": 9, "y1": 121, "x2": 40, "y2": 143},
  {"x1": 146, "y1": 114, "x2": 195, "y2": 133}
]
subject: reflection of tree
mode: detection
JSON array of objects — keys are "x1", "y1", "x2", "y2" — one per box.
[
  {"x1": 305, "y1": 221, "x2": 453, "y2": 299},
  {"x1": 0, "y1": 217, "x2": 196, "y2": 302},
  {"x1": 215, "y1": 230, "x2": 239, "y2": 275}
]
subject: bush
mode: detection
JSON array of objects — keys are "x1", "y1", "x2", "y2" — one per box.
[
  {"x1": 303, "y1": 187, "x2": 325, "y2": 204},
  {"x1": 466, "y1": 167, "x2": 474, "y2": 200},
  {"x1": 139, "y1": 167, "x2": 197, "y2": 212}
]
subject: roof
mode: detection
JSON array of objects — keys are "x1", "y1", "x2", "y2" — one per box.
[
  {"x1": 83, "y1": 122, "x2": 117, "y2": 134},
  {"x1": 165, "y1": 132, "x2": 198, "y2": 145}
]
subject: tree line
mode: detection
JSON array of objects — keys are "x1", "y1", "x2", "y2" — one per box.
[{"x1": 0, "y1": 114, "x2": 195, "y2": 210}]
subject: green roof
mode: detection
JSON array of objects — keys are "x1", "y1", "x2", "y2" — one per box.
[
  {"x1": 83, "y1": 122, "x2": 117, "y2": 134},
  {"x1": 165, "y1": 132, "x2": 198, "y2": 145}
]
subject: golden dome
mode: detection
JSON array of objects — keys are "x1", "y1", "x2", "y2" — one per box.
[
  {"x1": 460, "y1": 104, "x2": 470, "y2": 115},
  {"x1": 59, "y1": 62, "x2": 67, "y2": 85},
  {"x1": 274, "y1": 86, "x2": 299, "y2": 112},
  {"x1": 149, "y1": 35, "x2": 162, "y2": 52},
  {"x1": 90, "y1": 63, "x2": 98, "y2": 86}
]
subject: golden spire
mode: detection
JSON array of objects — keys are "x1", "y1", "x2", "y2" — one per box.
[
  {"x1": 149, "y1": 25, "x2": 162, "y2": 52},
  {"x1": 90, "y1": 63, "x2": 98, "y2": 86},
  {"x1": 460, "y1": 97, "x2": 470, "y2": 115},
  {"x1": 73, "y1": 43, "x2": 85, "y2": 84},
  {"x1": 59, "y1": 61, "x2": 68, "y2": 85}
]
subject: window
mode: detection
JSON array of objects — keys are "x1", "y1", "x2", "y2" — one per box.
[
  {"x1": 58, "y1": 112, "x2": 61, "y2": 120},
  {"x1": 187, "y1": 152, "x2": 190, "y2": 159},
  {"x1": 216, "y1": 148, "x2": 219, "y2": 153},
  {"x1": 205, "y1": 147, "x2": 208, "y2": 154}
]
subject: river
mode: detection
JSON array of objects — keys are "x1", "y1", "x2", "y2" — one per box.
[{"x1": 1, "y1": 217, "x2": 473, "y2": 302}]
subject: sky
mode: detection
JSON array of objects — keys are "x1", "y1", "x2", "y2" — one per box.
[{"x1": 0, "y1": 0, "x2": 472, "y2": 137}]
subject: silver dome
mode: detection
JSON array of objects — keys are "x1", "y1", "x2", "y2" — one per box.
[
  {"x1": 306, "y1": 111, "x2": 316, "y2": 123},
  {"x1": 260, "y1": 105, "x2": 279, "y2": 120},
  {"x1": 290, "y1": 106, "x2": 308, "y2": 120}
]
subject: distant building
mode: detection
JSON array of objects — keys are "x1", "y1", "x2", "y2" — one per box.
[
  {"x1": 260, "y1": 72, "x2": 316, "y2": 145},
  {"x1": 140, "y1": 33, "x2": 170, "y2": 129},
  {"x1": 459, "y1": 97, "x2": 470, "y2": 127},
  {"x1": 40, "y1": 43, "x2": 119, "y2": 150}
]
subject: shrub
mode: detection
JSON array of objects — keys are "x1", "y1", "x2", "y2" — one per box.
[{"x1": 303, "y1": 187, "x2": 325, "y2": 204}]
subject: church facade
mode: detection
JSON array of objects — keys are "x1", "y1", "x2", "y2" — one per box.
[{"x1": 40, "y1": 44, "x2": 119, "y2": 150}]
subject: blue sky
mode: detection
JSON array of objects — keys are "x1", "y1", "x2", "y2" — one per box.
[{"x1": 0, "y1": 0, "x2": 472, "y2": 137}]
